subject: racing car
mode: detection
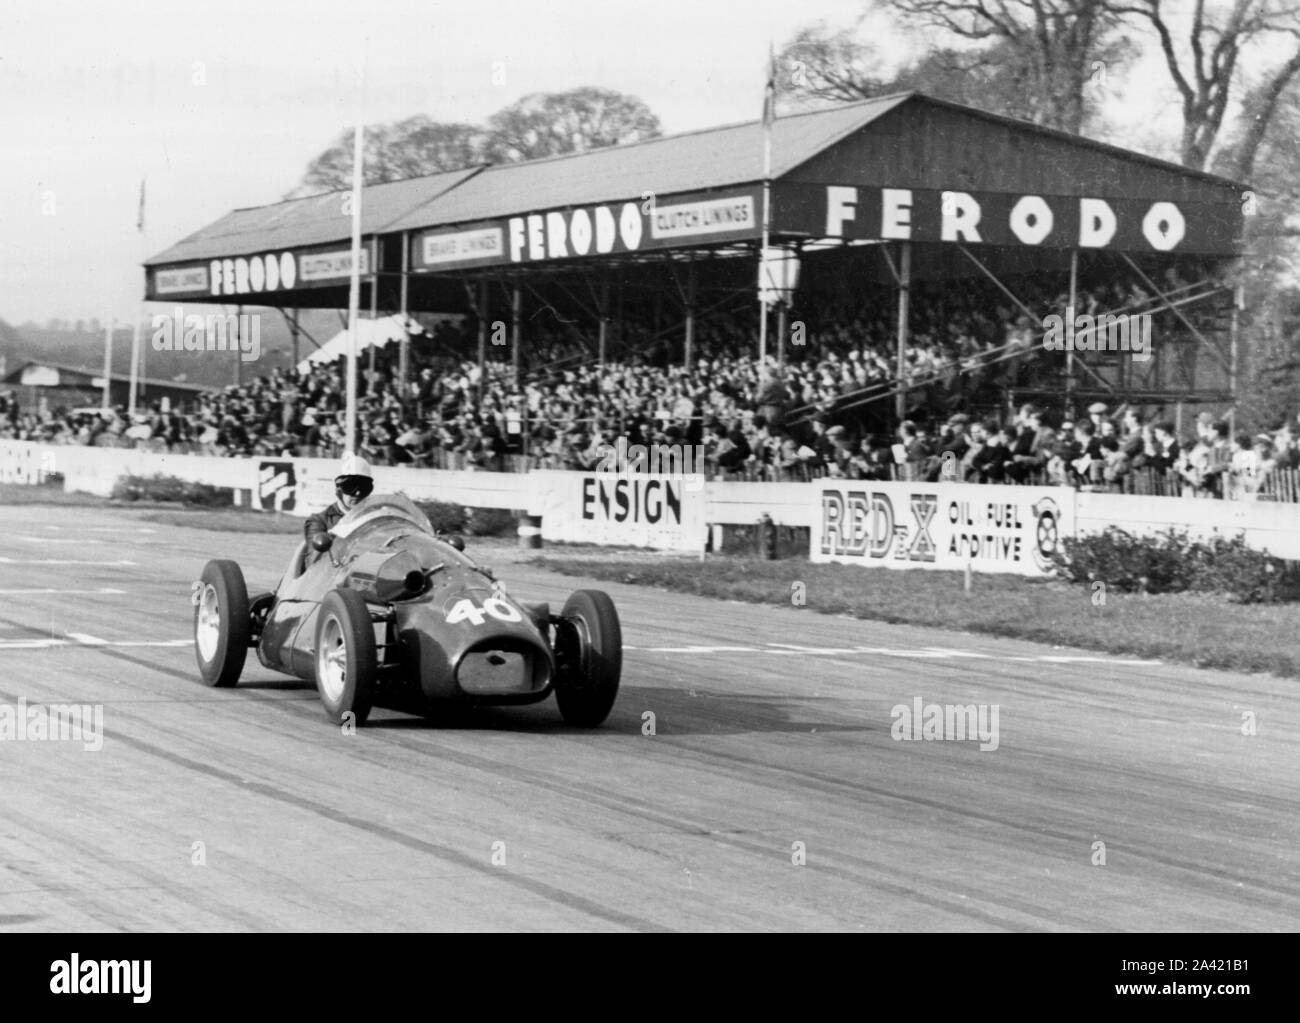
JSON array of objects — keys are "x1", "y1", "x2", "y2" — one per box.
[{"x1": 192, "y1": 493, "x2": 621, "y2": 727}]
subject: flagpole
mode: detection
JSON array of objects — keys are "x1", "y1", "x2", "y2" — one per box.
[
  {"x1": 128, "y1": 177, "x2": 146, "y2": 417},
  {"x1": 345, "y1": 39, "x2": 368, "y2": 455}
]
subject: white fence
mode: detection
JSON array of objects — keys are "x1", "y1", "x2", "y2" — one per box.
[{"x1": 3, "y1": 441, "x2": 1298, "y2": 568}]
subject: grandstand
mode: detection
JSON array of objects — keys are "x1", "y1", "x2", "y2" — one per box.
[{"x1": 8, "y1": 91, "x2": 1285, "y2": 501}]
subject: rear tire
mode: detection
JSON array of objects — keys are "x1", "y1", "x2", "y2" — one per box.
[
  {"x1": 314, "y1": 588, "x2": 377, "y2": 726},
  {"x1": 194, "y1": 560, "x2": 250, "y2": 688},
  {"x1": 553, "y1": 589, "x2": 622, "y2": 727}
]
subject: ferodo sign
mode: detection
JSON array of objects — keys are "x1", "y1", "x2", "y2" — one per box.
[
  {"x1": 791, "y1": 184, "x2": 1240, "y2": 254},
  {"x1": 412, "y1": 188, "x2": 760, "y2": 271},
  {"x1": 147, "y1": 244, "x2": 372, "y2": 300},
  {"x1": 812, "y1": 482, "x2": 1071, "y2": 577},
  {"x1": 535, "y1": 470, "x2": 707, "y2": 551}
]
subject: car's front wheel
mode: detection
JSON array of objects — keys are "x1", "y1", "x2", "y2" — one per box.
[
  {"x1": 553, "y1": 589, "x2": 622, "y2": 727},
  {"x1": 314, "y1": 588, "x2": 377, "y2": 725},
  {"x1": 194, "y1": 560, "x2": 250, "y2": 687}
]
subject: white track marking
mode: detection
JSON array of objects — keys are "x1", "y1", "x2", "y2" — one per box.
[
  {"x1": 0, "y1": 557, "x2": 137, "y2": 566},
  {"x1": 624, "y1": 643, "x2": 1163, "y2": 668},
  {"x1": 42, "y1": 526, "x2": 156, "y2": 534},
  {"x1": 0, "y1": 588, "x2": 126, "y2": 595},
  {"x1": 16, "y1": 536, "x2": 106, "y2": 544},
  {"x1": 0, "y1": 637, "x2": 190, "y2": 650}
]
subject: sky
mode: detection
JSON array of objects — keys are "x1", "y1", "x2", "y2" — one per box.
[{"x1": 0, "y1": 0, "x2": 1208, "y2": 327}]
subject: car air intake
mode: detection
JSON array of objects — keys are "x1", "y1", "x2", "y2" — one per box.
[{"x1": 456, "y1": 639, "x2": 550, "y2": 695}]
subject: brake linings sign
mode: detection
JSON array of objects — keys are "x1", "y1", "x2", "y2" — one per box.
[
  {"x1": 537, "y1": 471, "x2": 707, "y2": 551},
  {"x1": 411, "y1": 188, "x2": 760, "y2": 271},
  {"x1": 812, "y1": 482, "x2": 1071, "y2": 577}
]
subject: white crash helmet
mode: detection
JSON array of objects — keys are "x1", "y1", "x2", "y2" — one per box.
[{"x1": 334, "y1": 453, "x2": 374, "y2": 497}]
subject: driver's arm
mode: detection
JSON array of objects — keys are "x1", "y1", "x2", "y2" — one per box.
[{"x1": 304, "y1": 506, "x2": 337, "y2": 550}]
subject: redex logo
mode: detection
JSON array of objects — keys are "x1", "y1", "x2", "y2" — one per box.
[{"x1": 821, "y1": 489, "x2": 936, "y2": 562}]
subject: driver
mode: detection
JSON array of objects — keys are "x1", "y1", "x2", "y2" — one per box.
[{"x1": 305, "y1": 454, "x2": 374, "y2": 560}]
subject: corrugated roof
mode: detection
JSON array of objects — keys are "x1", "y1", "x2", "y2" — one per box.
[
  {"x1": 146, "y1": 90, "x2": 1244, "y2": 267},
  {"x1": 145, "y1": 165, "x2": 485, "y2": 266},
  {"x1": 384, "y1": 93, "x2": 912, "y2": 232}
]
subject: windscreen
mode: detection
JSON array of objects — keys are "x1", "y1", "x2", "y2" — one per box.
[{"x1": 330, "y1": 493, "x2": 435, "y2": 540}]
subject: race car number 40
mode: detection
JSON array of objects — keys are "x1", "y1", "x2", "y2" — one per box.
[{"x1": 445, "y1": 597, "x2": 522, "y2": 626}]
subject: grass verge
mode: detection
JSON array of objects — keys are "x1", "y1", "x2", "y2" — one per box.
[
  {"x1": 530, "y1": 553, "x2": 1300, "y2": 679},
  {"x1": 0, "y1": 483, "x2": 303, "y2": 532}
]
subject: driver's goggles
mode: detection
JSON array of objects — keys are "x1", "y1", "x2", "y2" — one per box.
[{"x1": 337, "y1": 478, "x2": 374, "y2": 497}]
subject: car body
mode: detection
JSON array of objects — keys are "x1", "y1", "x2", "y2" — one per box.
[{"x1": 193, "y1": 493, "x2": 622, "y2": 726}]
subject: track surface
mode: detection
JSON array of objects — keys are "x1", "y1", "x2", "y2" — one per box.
[{"x1": 1, "y1": 503, "x2": 1297, "y2": 931}]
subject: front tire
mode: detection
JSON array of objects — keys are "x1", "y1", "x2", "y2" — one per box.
[
  {"x1": 553, "y1": 589, "x2": 622, "y2": 727},
  {"x1": 194, "y1": 560, "x2": 250, "y2": 687},
  {"x1": 314, "y1": 588, "x2": 377, "y2": 725}
]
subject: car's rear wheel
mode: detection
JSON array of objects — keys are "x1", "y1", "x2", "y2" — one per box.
[
  {"x1": 314, "y1": 588, "x2": 377, "y2": 725},
  {"x1": 194, "y1": 560, "x2": 250, "y2": 688},
  {"x1": 553, "y1": 589, "x2": 622, "y2": 727}
]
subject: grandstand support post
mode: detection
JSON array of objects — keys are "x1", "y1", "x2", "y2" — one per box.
[
  {"x1": 511, "y1": 284, "x2": 522, "y2": 387},
  {"x1": 398, "y1": 231, "x2": 410, "y2": 393},
  {"x1": 289, "y1": 308, "x2": 300, "y2": 373},
  {"x1": 684, "y1": 257, "x2": 696, "y2": 370},
  {"x1": 127, "y1": 309, "x2": 141, "y2": 416},
  {"x1": 616, "y1": 275, "x2": 625, "y2": 351},
  {"x1": 598, "y1": 278, "x2": 609, "y2": 369},
  {"x1": 476, "y1": 278, "x2": 488, "y2": 401},
  {"x1": 776, "y1": 301, "x2": 788, "y2": 367},
  {"x1": 1229, "y1": 280, "x2": 1242, "y2": 435},
  {"x1": 1066, "y1": 248, "x2": 1078, "y2": 415},
  {"x1": 895, "y1": 242, "x2": 911, "y2": 421},
  {"x1": 101, "y1": 317, "x2": 113, "y2": 411},
  {"x1": 367, "y1": 262, "x2": 379, "y2": 396},
  {"x1": 234, "y1": 304, "x2": 243, "y2": 387}
]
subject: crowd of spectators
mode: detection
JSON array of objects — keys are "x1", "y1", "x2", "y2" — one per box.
[{"x1": 4, "y1": 264, "x2": 1281, "y2": 499}]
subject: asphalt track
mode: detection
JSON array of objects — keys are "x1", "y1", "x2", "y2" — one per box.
[{"x1": 1, "y1": 503, "x2": 1297, "y2": 932}]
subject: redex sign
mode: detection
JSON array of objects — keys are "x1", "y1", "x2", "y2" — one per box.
[{"x1": 813, "y1": 482, "x2": 1070, "y2": 577}]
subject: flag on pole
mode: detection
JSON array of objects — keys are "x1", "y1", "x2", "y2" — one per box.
[
  {"x1": 136, "y1": 177, "x2": 146, "y2": 233},
  {"x1": 762, "y1": 42, "x2": 777, "y2": 128}
]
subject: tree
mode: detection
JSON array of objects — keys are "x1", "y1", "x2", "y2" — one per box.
[
  {"x1": 776, "y1": 22, "x2": 897, "y2": 103},
  {"x1": 291, "y1": 88, "x2": 662, "y2": 196},
  {"x1": 293, "y1": 117, "x2": 488, "y2": 196},
  {"x1": 482, "y1": 87, "x2": 662, "y2": 162},
  {"x1": 777, "y1": 3, "x2": 1132, "y2": 133},
  {"x1": 887, "y1": 0, "x2": 1133, "y2": 133},
  {"x1": 1112, "y1": 0, "x2": 1300, "y2": 177}
]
